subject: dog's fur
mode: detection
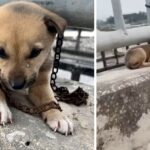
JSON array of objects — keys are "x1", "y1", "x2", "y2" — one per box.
[
  {"x1": 125, "y1": 44, "x2": 150, "y2": 69},
  {"x1": 0, "y1": 1, "x2": 73, "y2": 135}
]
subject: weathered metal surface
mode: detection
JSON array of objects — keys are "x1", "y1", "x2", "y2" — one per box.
[
  {"x1": 97, "y1": 26, "x2": 150, "y2": 51},
  {"x1": 0, "y1": 0, "x2": 94, "y2": 29},
  {"x1": 97, "y1": 0, "x2": 150, "y2": 52}
]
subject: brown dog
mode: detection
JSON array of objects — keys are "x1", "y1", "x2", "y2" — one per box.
[
  {"x1": 125, "y1": 44, "x2": 150, "y2": 69},
  {"x1": 0, "y1": 1, "x2": 73, "y2": 135}
]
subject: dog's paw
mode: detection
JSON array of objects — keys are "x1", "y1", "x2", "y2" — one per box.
[
  {"x1": 42, "y1": 109, "x2": 73, "y2": 135},
  {"x1": 0, "y1": 100, "x2": 12, "y2": 125}
]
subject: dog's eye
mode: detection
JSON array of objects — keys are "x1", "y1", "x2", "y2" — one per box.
[
  {"x1": 28, "y1": 48, "x2": 42, "y2": 59},
  {"x1": 0, "y1": 48, "x2": 8, "y2": 59}
]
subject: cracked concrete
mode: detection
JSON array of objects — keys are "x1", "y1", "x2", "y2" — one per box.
[
  {"x1": 0, "y1": 80, "x2": 94, "y2": 150},
  {"x1": 97, "y1": 67, "x2": 150, "y2": 150}
]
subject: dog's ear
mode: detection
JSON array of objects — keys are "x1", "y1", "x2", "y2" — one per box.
[{"x1": 43, "y1": 12, "x2": 67, "y2": 34}]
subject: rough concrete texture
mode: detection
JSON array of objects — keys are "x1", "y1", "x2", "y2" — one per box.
[
  {"x1": 0, "y1": 79, "x2": 94, "y2": 150},
  {"x1": 97, "y1": 67, "x2": 150, "y2": 150}
]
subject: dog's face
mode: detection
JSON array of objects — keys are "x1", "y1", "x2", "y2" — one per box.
[{"x1": 0, "y1": 1, "x2": 67, "y2": 90}]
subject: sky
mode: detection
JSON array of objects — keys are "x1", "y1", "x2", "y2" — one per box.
[{"x1": 97, "y1": 0, "x2": 147, "y2": 20}]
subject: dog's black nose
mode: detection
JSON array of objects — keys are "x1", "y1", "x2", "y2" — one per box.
[{"x1": 10, "y1": 76, "x2": 25, "y2": 90}]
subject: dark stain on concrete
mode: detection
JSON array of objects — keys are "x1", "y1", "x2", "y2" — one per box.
[{"x1": 97, "y1": 79, "x2": 150, "y2": 136}]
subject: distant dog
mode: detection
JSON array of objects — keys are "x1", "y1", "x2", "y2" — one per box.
[
  {"x1": 0, "y1": 1, "x2": 73, "y2": 135},
  {"x1": 125, "y1": 44, "x2": 150, "y2": 69}
]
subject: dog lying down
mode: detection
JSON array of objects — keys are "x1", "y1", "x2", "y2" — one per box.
[
  {"x1": 125, "y1": 44, "x2": 150, "y2": 69},
  {"x1": 0, "y1": 1, "x2": 73, "y2": 135}
]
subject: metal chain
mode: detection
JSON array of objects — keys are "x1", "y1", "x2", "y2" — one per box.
[
  {"x1": 145, "y1": 4, "x2": 150, "y2": 8},
  {"x1": 8, "y1": 98, "x2": 62, "y2": 114},
  {"x1": 50, "y1": 34, "x2": 64, "y2": 92}
]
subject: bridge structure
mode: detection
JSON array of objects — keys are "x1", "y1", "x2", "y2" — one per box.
[{"x1": 97, "y1": 0, "x2": 150, "y2": 73}]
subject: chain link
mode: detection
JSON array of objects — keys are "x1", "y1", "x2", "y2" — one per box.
[
  {"x1": 50, "y1": 34, "x2": 64, "y2": 92},
  {"x1": 8, "y1": 98, "x2": 62, "y2": 114}
]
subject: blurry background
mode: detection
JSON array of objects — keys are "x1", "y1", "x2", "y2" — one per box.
[
  {"x1": 97, "y1": 0, "x2": 149, "y2": 73},
  {"x1": 97, "y1": 0, "x2": 146, "y2": 30},
  {"x1": 56, "y1": 29, "x2": 94, "y2": 86}
]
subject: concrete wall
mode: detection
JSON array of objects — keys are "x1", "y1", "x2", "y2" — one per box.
[{"x1": 97, "y1": 68, "x2": 150, "y2": 149}]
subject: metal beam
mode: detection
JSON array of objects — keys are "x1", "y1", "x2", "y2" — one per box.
[
  {"x1": 1, "y1": 0, "x2": 94, "y2": 29},
  {"x1": 97, "y1": 26, "x2": 150, "y2": 51},
  {"x1": 111, "y1": 0, "x2": 126, "y2": 31},
  {"x1": 146, "y1": 0, "x2": 150, "y2": 25}
]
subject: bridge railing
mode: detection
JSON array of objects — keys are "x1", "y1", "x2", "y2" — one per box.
[{"x1": 97, "y1": 0, "x2": 150, "y2": 73}]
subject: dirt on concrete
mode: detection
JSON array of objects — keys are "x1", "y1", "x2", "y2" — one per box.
[{"x1": 0, "y1": 80, "x2": 94, "y2": 150}]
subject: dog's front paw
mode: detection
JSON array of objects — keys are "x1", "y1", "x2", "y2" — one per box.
[
  {"x1": 42, "y1": 109, "x2": 73, "y2": 135},
  {"x1": 0, "y1": 100, "x2": 12, "y2": 125}
]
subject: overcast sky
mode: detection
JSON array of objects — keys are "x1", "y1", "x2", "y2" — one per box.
[{"x1": 97, "y1": 0, "x2": 146, "y2": 20}]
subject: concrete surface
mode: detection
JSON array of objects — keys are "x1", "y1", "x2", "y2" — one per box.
[
  {"x1": 97, "y1": 67, "x2": 150, "y2": 150},
  {"x1": 0, "y1": 79, "x2": 94, "y2": 150}
]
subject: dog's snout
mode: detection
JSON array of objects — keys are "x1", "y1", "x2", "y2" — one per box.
[{"x1": 9, "y1": 76, "x2": 25, "y2": 90}]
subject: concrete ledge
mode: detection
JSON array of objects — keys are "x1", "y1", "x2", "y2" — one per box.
[
  {"x1": 0, "y1": 80, "x2": 94, "y2": 150},
  {"x1": 97, "y1": 67, "x2": 150, "y2": 150}
]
